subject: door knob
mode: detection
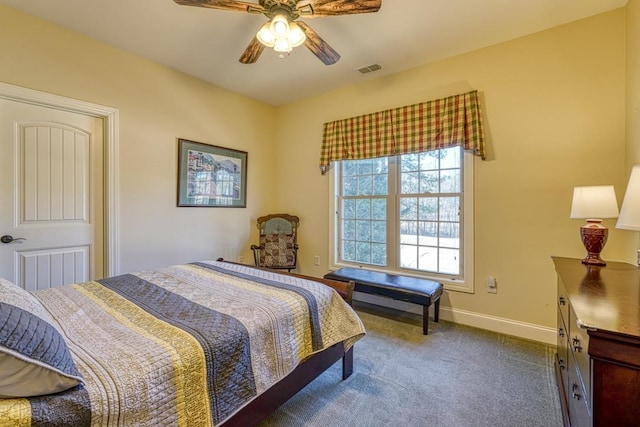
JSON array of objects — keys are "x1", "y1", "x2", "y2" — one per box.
[{"x1": 1, "y1": 235, "x2": 26, "y2": 244}]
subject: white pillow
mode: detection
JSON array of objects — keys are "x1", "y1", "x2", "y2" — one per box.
[{"x1": 0, "y1": 278, "x2": 83, "y2": 398}]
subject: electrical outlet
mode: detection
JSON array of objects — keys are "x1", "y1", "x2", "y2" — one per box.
[
  {"x1": 313, "y1": 255, "x2": 320, "y2": 266},
  {"x1": 487, "y1": 276, "x2": 497, "y2": 294},
  {"x1": 238, "y1": 255, "x2": 244, "y2": 263}
]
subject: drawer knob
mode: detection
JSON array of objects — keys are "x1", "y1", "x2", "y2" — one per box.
[
  {"x1": 572, "y1": 337, "x2": 582, "y2": 352},
  {"x1": 572, "y1": 383, "x2": 582, "y2": 400}
]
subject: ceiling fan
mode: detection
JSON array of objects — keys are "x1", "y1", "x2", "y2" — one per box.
[{"x1": 173, "y1": 0, "x2": 382, "y2": 65}]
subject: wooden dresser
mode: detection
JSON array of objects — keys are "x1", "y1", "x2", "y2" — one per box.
[{"x1": 553, "y1": 257, "x2": 640, "y2": 427}]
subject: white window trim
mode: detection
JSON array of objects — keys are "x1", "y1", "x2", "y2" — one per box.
[{"x1": 328, "y1": 152, "x2": 474, "y2": 294}]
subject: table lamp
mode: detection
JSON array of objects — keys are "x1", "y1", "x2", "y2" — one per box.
[
  {"x1": 570, "y1": 185, "x2": 619, "y2": 266},
  {"x1": 616, "y1": 165, "x2": 640, "y2": 266}
]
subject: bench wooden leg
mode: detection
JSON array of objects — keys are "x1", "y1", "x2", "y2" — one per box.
[
  {"x1": 422, "y1": 299, "x2": 441, "y2": 335},
  {"x1": 422, "y1": 305, "x2": 429, "y2": 335},
  {"x1": 342, "y1": 346, "x2": 354, "y2": 380}
]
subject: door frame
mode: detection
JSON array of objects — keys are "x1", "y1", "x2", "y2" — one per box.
[{"x1": 0, "y1": 81, "x2": 120, "y2": 277}]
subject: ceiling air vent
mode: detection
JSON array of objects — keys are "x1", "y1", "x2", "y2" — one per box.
[{"x1": 356, "y1": 64, "x2": 382, "y2": 75}]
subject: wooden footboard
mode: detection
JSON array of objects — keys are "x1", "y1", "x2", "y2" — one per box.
[{"x1": 221, "y1": 343, "x2": 353, "y2": 426}]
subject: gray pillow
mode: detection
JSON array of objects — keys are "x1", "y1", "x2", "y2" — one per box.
[{"x1": 0, "y1": 278, "x2": 83, "y2": 398}]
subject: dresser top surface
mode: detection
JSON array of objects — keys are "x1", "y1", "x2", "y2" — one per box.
[{"x1": 553, "y1": 256, "x2": 640, "y2": 338}]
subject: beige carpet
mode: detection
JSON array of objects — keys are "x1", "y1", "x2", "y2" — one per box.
[{"x1": 260, "y1": 302, "x2": 563, "y2": 427}]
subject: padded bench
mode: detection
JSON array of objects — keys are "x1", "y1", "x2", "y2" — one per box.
[{"x1": 324, "y1": 268, "x2": 443, "y2": 335}]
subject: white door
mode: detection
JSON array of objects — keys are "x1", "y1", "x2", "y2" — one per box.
[{"x1": 0, "y1": 98, "x2": 104, "y2": 290}]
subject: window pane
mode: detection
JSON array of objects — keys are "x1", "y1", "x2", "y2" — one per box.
[
  {"x1": 400, "y1": 220, "x2": 417, "y2": 244},
  {"x1": 356, "y1": 242, "x2": 371, "y2": 263},
  {"x1": 343, "y1": 161, "x2": 358, "y2": 176},
  {"x1": 400, "y1": 244, "x2": 417, "y2": 269},
  {"x1": 440, "y1": 146, "x2": 461, "y2": 169},
  {"x1": 372, "y1": 220, "x2": 386, "y2": 243},
  {"x1": 356, "y1": 220, "x2": 371, "y2": 241},
  {"x1": 342, "y1": 199, "x2": 355, "y2": 219},
  {"x1": 439, "y1": 223, "x2": 459, "y2": 248},
  {"x1": 418, "y1": 246, "x2": 438, "y2": 271},
  {"x1": 371, "y1": 243, "x2": 386, "y2": 265},
  {"x1": 372, "y1": 199, "x2": 386, "y2": 219},
  {"x1": 439, "y1": 248, "x2": 459, "y2": 275},
  {"x1": 418, "y1": 221, "x2": 437, "y2": 246},
  {"x1": 342, "y1": 219, "x2": 356, "y2": 240},
  {"x1": 419, "y1": 151, "x2": 439, "y2": 170},
  {"x1": 356, "y1": 199, "x2": 371, "y2": 219},
  {"x1": 418, "y1": 197, "x2": 437, "y2": 221},
  {"x1": 372, "y1": 157, "x2": 389, "y2": 174},
  {"x1": 401, "y1": 171, "x2": 419, "y2": 194},
  {"x1": 343, "y1": 177, "x2": 357, "y2": 196},
  {"x1": 342, "y1": 240, "x2": 355, "y2": 261},
  {"x1": 439, "y1": 197, "x2": 459, "y2": 221},
  {"x1": 373, "y1": 174, "x2": 387, "y2": 195},
  {"x1": 400, "y1": 197, "x2": 417, "y2": 220},
  {"x1": 420, "y1": 171, "x2": 439, "y2": 193},
  {"x1": 357, "y1": 160, "x2": 373, "y2": 175},
  {"x1": 401, "y1": 153, "x2": 420, "y2": 172},
  {"x1": 358, "y1": 175, "x2": 373, "y2": 195},
  {"x1": 440, "y1": 169, "x2": 460, "y2": 193}
]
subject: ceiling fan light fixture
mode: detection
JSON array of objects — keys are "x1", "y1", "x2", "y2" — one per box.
[
  {"x1": 270, "y1": 14, "x2": 290, "y2": 39},
  {"x1": 274, "y1": 38, "x2": 292, "y2": 53},
  {"x1": 256, "y1": 14, "x2": 306, "y2": 55},
  {"x1": 287, "y1": 21, "x2": 306, "y2": 47},
  {"x1": 256, "y1": 22, "x2": 276, "y2": 47}
]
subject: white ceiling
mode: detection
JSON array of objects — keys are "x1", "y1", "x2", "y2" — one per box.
[{"x1": 1, "y1": 0, "x2": 627, "y2": 106}]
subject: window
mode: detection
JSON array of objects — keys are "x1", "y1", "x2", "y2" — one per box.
[{"x1": 331, "y1": 146, "x2": 474, "y2": 292}]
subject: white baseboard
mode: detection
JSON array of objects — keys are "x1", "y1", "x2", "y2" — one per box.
[{"x1": 354, "y1": 292, "x2": 557, "y2": 345}]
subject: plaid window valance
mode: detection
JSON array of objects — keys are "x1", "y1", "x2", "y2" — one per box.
[{"x1": 319, "y1": 90, "x2": 486, "y2": 174}]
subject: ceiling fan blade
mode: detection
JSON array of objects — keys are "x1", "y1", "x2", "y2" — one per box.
[
  {"x1": 173, "y1": 0, "x2": 264, "y2": 13},
  {"x1": 239, "y1": 37, "x2": 266, "y2": 64},
  {"x1": 297, "y1": 21, "x2": 340, "y2": 65},
  {"x1": 297, "y1": 0, "x2": 381, "y2": 17}
]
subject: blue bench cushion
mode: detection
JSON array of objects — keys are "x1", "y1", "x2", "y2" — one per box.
[{"x1": 324, "y1": 268, "x2": 443, "y2": 304}]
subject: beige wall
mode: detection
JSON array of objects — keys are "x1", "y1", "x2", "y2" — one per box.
[
  {"x1": 276, "y1": 9, "x2": 629, "y2": 329},
  {"x1": 628, "y1": 0, "x2": 640, "y2": 168},
  {"x1": 0, "y1": 5, "x2": 277, "y2": 273},
  {"x1": 622, "y1": 0, "x2": 640, "y2": 256}
]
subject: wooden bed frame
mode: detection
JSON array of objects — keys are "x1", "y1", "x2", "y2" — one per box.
[{"x1": 216, "y1": 259, "x2": 356, "y2": 426}]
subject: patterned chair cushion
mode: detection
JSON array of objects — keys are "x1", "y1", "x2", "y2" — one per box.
[{"x1": 259, "y1": 234, "x2": 296, "y2": 268}]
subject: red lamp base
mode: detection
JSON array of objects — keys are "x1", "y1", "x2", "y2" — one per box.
[{"x1": 580, "y1": 220, "x2": 608, "y2": 266}]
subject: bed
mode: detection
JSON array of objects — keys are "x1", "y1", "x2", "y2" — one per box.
[{"x1": 0, "y1": 260, "x2": 365, "y2": 426}]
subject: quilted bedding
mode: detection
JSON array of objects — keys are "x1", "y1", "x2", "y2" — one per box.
[{"x1": 0, "y1": 261, "x2": 365, "y2": 426}]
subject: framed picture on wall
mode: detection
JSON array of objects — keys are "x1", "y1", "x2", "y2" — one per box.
[{"x1": 177, "y1": 138, "x2": 248, "y2": 207}]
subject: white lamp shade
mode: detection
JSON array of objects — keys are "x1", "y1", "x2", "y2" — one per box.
[
  {"x1": 570, "y1": 185, "x2": 619, "y2": 219},
  {"x1": 616, "y1": 165, "x2": 640, "y2": 230}
]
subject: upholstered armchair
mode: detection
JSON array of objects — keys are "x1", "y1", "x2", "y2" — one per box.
[{"x1": 251, "y1": 214, "x2": 299, "y2": 272}]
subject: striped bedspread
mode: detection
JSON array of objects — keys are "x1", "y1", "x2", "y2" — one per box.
[{"x1": 0, "y1": 261, "x2": 365, "y2": 426}]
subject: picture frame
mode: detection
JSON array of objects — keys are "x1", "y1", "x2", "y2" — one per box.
[{"x1": 177, "y1": 138, "x2": 247, "y2": 207}]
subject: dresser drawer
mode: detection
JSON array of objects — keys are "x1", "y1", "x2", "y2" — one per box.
[
  {"x1": 557, "y1": 308, "x2": 569, "y2": 393},
  {"x1": 557, "y1": 278, "x2": 569, "y2": 326},
  {"x1": 569, "y1": 304, "x2": 591, "y2": 407},
  {"x1": 568, "y1": 353, "x2": 592, "y2": 427}
]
